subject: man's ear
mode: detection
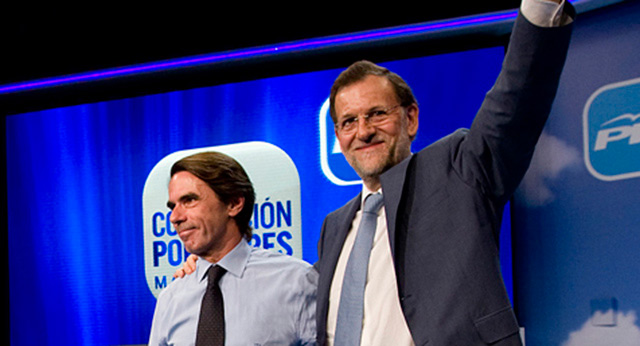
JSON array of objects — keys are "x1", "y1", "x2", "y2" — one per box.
[
  {"x1": 406, "y1": 103, "x2": 419, "y2": 139},
  {"x1": 227, "y1": 196, "x2": 245, "y2": 218}
]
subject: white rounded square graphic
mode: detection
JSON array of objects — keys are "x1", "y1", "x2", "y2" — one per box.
[
  {"x1": 583, "y1": 77, "x2": 640, "y2": 181},
  {"x1": 142, "y1": 142, "x2": 302, "y2": 298}
]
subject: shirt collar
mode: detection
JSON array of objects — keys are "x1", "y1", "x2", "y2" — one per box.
[
  {"x1": 196, "y1": 238, "x2": 251, "y2": 282},
  {"x1": 360, "y1": 185, "x2": 383, "y2": 208}
]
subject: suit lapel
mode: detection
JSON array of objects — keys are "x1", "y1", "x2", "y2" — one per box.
[
  {"x1": 380, "y1": 154, "x2": 412, "y2": 258},
  {"x1": 317, "y1": 193, "x2": 361, "y2": 339},
  {"x1": 325, "y1": 193, "x2": 361, "y2": 276}
]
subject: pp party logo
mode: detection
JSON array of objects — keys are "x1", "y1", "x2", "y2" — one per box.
[{"x1": 584, "y1": 77, "x2": 640, "y2": 181}]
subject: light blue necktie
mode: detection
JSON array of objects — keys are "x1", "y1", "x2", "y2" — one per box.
[{"x1": 334, "y1": 193, "x2": 384, "y2": 345}]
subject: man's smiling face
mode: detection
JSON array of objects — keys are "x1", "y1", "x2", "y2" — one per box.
[
  {"x1": 334, "y1": 74, "x2": 418, "y2": 189},
  {"x1": 167, "y1": 171, "x2": 242, "y2": 262}
]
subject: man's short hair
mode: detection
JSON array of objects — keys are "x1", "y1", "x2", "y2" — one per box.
[
  {"x1": 329, "y1": 60, "x2": 418, "y2": 123},
  {"x1": 170, "y1": 151, "x2": 256, "y2": 241}
]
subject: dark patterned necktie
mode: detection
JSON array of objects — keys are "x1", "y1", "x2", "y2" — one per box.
[{"x1": 196, "y1": 265, "x2": 226, "y2": 346}]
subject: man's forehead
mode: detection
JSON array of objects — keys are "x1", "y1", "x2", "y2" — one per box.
[
  {"x1": 168, "y1": 171, "x2": 207, "y2": 194},
  {"x1": 335, "y1": 75, "x2": 397, "y2": 114}
]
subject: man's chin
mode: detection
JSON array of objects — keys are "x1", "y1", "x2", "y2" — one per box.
[
  {"x1": 181, "y1": 241, "x2": 201, "y2": 257},
  {"x1": 353, "y1": 163, "x2": 388, "y2": 181}
]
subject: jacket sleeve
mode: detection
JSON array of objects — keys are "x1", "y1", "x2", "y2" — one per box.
[{"x1": 451, "y1": 5, "x2": 575, "y2": 202}]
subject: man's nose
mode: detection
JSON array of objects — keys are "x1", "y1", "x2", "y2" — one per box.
[
  {"x1": 169, "y1": 205, "x2": 185, "y2": 225},
  {"x1": 355, "y1": 117, "x2": 376, "y2": 140}
]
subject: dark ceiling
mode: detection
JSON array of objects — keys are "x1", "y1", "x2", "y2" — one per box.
[{"x1": 1, "y1": 2, "x2": 522, "y2": 86}]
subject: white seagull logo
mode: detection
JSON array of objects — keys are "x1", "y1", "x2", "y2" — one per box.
[{"x1": 601, "y1": 112, "x2": 640, "y2": 126}]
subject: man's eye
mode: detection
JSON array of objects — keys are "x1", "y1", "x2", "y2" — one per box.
[
  {"x1": 369, "y1": 110, "x2": 387, "y2": 118},
  {"x1": 182, "y1": 196, "x2": 199, "y2": 207},
  {"x1": 342, "y1": 117, "x2": 357, "y2": 128}
]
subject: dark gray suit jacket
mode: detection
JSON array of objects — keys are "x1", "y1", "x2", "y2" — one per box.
[{"x1": 316, "y1": 9, "x2": 574, "y2": 346}]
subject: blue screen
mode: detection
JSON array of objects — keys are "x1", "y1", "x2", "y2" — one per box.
[
  {"x1": 7, "y1": 48, "x2": 504, "y2": 345},
  {"x1": 511, "y1": 1, "x2": 640, "y2": 344}
]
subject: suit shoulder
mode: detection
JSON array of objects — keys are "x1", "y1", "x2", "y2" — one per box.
[
  {"x1": 415, "y1": 129, "x2": 468, "y2": 155},
  {"x1": 325, "y1": 194, "x2": 360, "y2": 220},
  {"x1": 409, "y1": 129, "x2": 469, "y2": 168}
]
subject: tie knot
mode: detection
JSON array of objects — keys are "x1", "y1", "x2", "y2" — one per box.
[
  {"x1": 363, "y1": 193, "x2": 384, "y2": 214},
  {"x1": 207, "y1": 265, "x2": 226, "y2": 286}
]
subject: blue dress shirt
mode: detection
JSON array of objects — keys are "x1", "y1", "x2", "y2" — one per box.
[{"x1": 149, "y1": 239, "x2": 317, "y2": 345}]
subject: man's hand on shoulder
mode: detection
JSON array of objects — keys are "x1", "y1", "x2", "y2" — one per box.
[{"x1": 173, "y1": 254, "x2": 198, "y2": 278}]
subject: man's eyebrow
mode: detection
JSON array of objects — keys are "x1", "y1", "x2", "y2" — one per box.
[
  {"x1": 180, "y1": 193, "x2": 199, "y2": 202},
  {"x1": 367, "y1": 104, "x2": 386, "y2": 112},
  {"x1": 339, "y1": 105, "x2": 385, "y2": 118},
  {"x1": 167, "y1": 192, "x2": 200, "y2": 210}
]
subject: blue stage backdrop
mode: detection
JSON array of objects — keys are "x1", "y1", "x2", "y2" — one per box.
[
  {"x1": 512, "y1": 1, "x2": 640, "y2": 345},
  {"x1": 7, "y1": 48, "x2": 506, "y2": 345}
]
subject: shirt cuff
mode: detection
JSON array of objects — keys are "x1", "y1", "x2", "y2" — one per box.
[{"x1": 521, "y1": 0, "x2": 573, "y2": 27}]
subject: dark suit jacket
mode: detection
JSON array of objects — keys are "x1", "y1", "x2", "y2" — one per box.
[{"x1": 315, "y1": 9, "x2": 574, "y2": 346}]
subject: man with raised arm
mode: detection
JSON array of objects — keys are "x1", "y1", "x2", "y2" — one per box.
[{"x1": 315, "y1": 1, "x2": 574, "y2": 345}]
